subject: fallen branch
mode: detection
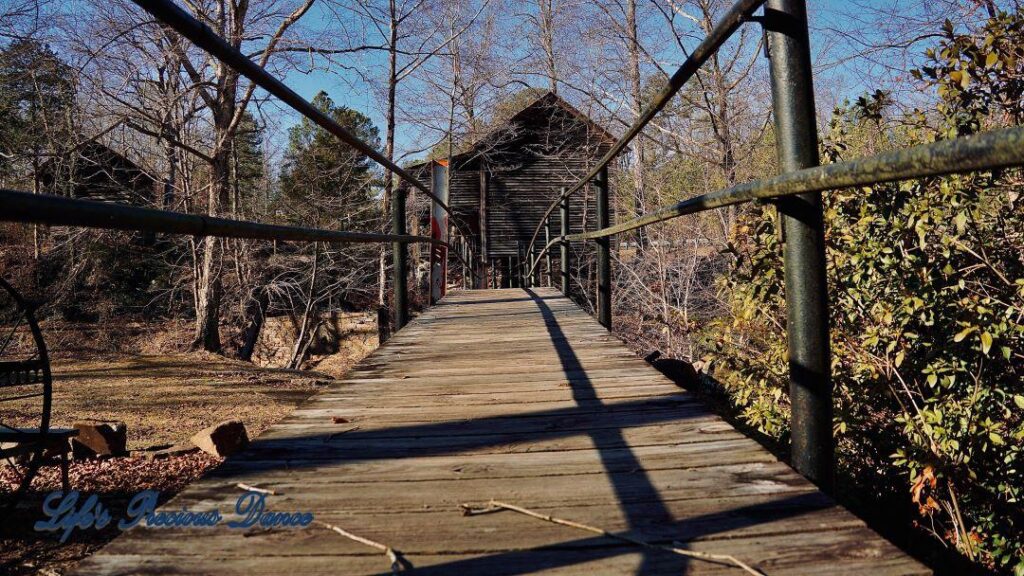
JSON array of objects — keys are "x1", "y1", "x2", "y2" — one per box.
[
  {"x1": 461, "y1": 500, "x2": 763, "y2": 576},
  {"x1": 313, "y1": 520, "x2": 406, "y2": 573},
  {"x1": 236, "y1": 483, "x2": 278, "y2": 495},
  {"x1": 324, "y1": 426, "x2": 360, "y2": 443}
]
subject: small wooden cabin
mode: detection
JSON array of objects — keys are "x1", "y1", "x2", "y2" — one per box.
[
  {"x1": 37, "y1": 140, "x2": 159, "y2": 206},
  {"x1": 403, "y1": 92, "x2": 616, "y2": 287}
]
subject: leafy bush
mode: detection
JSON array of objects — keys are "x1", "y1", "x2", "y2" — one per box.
[{"x1": 710, "y1": 12, "x2": 1024, "y2": 572}]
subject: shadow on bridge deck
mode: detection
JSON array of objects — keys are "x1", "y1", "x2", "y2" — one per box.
[{"x1": 75, "y1": 288, "x2": 928, "y2": 575}]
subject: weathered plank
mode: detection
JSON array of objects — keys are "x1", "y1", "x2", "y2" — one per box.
[{"x1": 75, "y1": 288, "x2": 929, "y2": 575}]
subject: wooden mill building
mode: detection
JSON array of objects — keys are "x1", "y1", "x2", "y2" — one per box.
[
  {"x1": 403, "y1": 92, "x2": 616, "y2": 287},
  {"x1": 37, "y1": 140, "x2": 159, "y2": 206}
]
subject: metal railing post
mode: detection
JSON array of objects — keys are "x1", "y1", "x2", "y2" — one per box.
[
  {"x1": 596, "y1": 167, "x2": 612, "y2": 330},
  {"x1": 544, "y1": 216, "x2": 553, "y2": 287},
  {"x1": 462, "y1": 237, "x2": 469, "y2": 289},
  {"x1": 766, "y1": 0, "x2": 833, "y2": 489},
  {"x1": 560, "y1": 189, "x2": 570, "y2": 295},
  {"x1": 535, "y1": 252, "x2": 541, "y2": 287},
  {"x1": 517, "y1": 242, "x2": 525, "y2": 287},
  {"x1": 392, "y1": 186, "x2": 408, "y2": 330}
]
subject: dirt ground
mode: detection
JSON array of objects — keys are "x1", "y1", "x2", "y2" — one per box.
[
  {"x1": 0, "y1": 352, "x2": 346, "y2": 576},
  {"x1": 46, "y1": 353, "x2": 330, "y2": 449}
]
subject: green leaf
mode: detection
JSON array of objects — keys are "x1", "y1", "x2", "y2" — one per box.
[
  {"x1": 894, "y1": 350, "x2": 905, "y2": 367},
  {"x1": 1014, "y1": 395, "x2": 1024, "y2": 410},
  {"x1": 954, "y1": 212, "x2": 968, "y2": 232},
  {"x1": 990, "y1": 432, "x2": 1005, "y2": 446},
  {"x1": 954, "y1": 326, "x2": 976, "y2": 342},
  {"x1": 980, "y1": 332, "x2": 993, "y2": 355},
  {"x1": 985, "y1": 51, "x2": 999, "y2": 68}
]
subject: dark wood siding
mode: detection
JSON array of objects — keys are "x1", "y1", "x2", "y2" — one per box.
[
  {"x1": 401, "y1": 92, "x2": 616, "y2": 261},
  {"x1": 38, "y1": 141, "x2": 158, "y2": 206},
  {"x1": 485, "y1": 151, "x2": 607, "y2": 256}
]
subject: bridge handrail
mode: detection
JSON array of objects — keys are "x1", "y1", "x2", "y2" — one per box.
[
  {"x1": 0, "y1": 188, "x2": 482, "y2": 278},
  {"x1": 522, "y1": 0, "x2": 766, "y2": 261},
  {"x1": 133, "y1": 0, "x2": 474, "y2": 242},
  {"x1": 0, "y1": 188, "x2": 441, "y2": 246},
  {"x1": 519, "y1": 0, "x2": 1024, "y2": 491},
  {"x1": 527, "y1": 126, "x2": 1024, "y2": 266}
]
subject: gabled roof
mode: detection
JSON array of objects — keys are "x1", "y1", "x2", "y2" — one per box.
[
  {"x1": 507, "y1": 91, "x2": 617, "y2": 143},
  {"x1": 407, "y1": 91, "x2": 616, "y2": 170},
  {"x1": 38, "y1": 120, "x2": 158, "y2": 183}
]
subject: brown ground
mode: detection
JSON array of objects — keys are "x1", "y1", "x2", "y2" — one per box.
[
  {"x1": 0, "y1": 352, "x2": 352, "y2": 576},
  {"x1": 46, "y1": 353, "x2": 330, "y2": 449}
]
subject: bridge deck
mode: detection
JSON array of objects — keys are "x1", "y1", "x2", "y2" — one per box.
[{"x1": 77, "y1": 288, "x2": 928, "y2": 575}]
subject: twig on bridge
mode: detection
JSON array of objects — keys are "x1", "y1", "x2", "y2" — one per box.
[
  {"x1": 313, "y1": 520, "x2": 406, "y2": 573},
  {"x1": 460, "y1": 500, "x2": 764, "y2": 576},
  {"x1": 324, "y1": 426, "x2": 361, "y2": 443},
  {"x1": 235, "y1": 483, "x2": 278, "y2": 495}
]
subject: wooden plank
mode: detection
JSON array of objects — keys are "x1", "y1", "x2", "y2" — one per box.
[
  {"x1": 76, "y1": 529, "x2": 929, "y2": 576},
  {"x1": 207, "y1": 438, "x2": 779, "y2": 482},
  {"x1": 75, "y1": 288, "x2": 929, "y2": 575},
  {"x1": 88, "y1": 491, "x2": 859, "y2": 558}
]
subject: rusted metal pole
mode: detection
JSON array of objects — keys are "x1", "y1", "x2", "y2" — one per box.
[
  {"x1": 130, "y1": 0, "x2": 467, "y2": 217},
  {"x1": 463, "y1": 238, "x2": 470, "y2": 290},
  {"x1": 517, "y1": 242, "x2": 525, "y2": 288},
  {"x1": 596, "y1": 166, "x2": 611, "y2": 330},
  {"x1": 523, "y1": 0, "x2": 766, "y2": 259},
  {"x1": 544, "y1": 216, "x2": 553, "y2": 287},
  {"x1": 478, "y1": 166, "x2": 489, "y2": 289},
  {"x1": 766, "y1": 0, "x2": 833, "y2": 490},
  {"x1": 429, "y1": 162, "x2": 449, "y2": 304},
  {"x1": 534, "y1": 252, "x2": 541, "y2": 287},
  {"x1": 392, "y1": 186, "x2": 408, "y2": 330},
  {"x1": 0, "y1": 188, "x2": 436, "y2": 246},
  {"x1": 560, "y1": 190, "x2": 570, "y2": 295},
  {"x1": 544, "y1": 126, "x2": 1024, "y2": 245}
]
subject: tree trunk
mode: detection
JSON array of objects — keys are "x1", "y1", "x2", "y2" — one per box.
[
  {"x1": 191, "y1": 1, "x2": 243, "y2": 353},
  {"x1": 163, "y1": 137, "x2": 176, "y2": 210},
  {"x1": 626, "y1": 0, "x2": 646, "y2": 250},
  {"x1": 32, "y1": 153, "x2": 40, "y2": 260},
  {"x1": 539, "y1": 0, "x2": 558, "y2": 93},
  {"x1": 238, "y1": 286, "x2": 268, "y2": 362},
  {"x1": 192, "y1": 233, "x2": 222, "y2": 351},
  {"x1": 191, "y1": 120, "x2": 233, "y2": 352},
  {"x1": 379, "y1": 0, "x2": 399, "y2": 309},
  {"x1": 289, "y1": 244, "x2": 320, "y2": 369}
]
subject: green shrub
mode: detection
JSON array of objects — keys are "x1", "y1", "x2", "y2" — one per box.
[{"x1": 710, "y1": 12, "x2": 1024, "y2": 572}]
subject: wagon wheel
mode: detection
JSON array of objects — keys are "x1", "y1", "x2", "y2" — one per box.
[{"x1": 0, "y1": 277, "x2": 52, "y2": 502}]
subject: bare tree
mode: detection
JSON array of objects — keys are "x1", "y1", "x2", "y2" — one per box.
[
  {"x1": 325, "y1": 0, "x2": 487, "y2": 308},
  {"x1": 69, "y1": 0, "x2": 318, "y2": 352}
]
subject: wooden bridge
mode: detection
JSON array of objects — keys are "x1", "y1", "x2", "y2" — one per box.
[
  {"x1": 75, "y1": 289, "x2": 927, "y2": 575},
  {"x1": 3, "y1": 0, "x2": 1022, "y2": 573}
]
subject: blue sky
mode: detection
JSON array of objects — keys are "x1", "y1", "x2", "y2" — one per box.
[{"x1": 265, "y1": 0, "x2": 982, "y2": 162}]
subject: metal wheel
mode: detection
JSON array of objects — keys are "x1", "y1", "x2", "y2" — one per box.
[{"x1": 0, "y1": 277, "x2": 52, "y2": 499}]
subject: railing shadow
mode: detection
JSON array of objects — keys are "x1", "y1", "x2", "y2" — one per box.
[
  {"x1": 523, "y1": 287, "x2": 680, "y2": 574},
  {"x1": 114, "y1": 289, "x2": 833, "y2": 574},
  {"x1": 389, "y1": 491, "x2": 832, "y2": 575}
]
